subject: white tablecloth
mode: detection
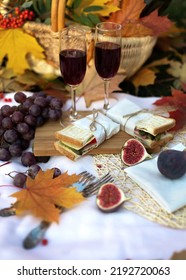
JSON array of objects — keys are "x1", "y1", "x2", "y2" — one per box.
[{"x1": 0, "y1": 92, "x2": 186, "y2": 260}]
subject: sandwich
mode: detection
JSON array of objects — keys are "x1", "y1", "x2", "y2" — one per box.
[
  {"x1": 133, "y1": 114, "x2": 175, "y2": 150},
  {"x1": 106, "y1": 99, "x2": 175, "y2": 151},
  {"x1": 54, "y1": 111, "x2": 120, "y2": 160}
]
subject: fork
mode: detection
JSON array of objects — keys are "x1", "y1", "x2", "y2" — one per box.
[{"x1": 23, "y1": 172, "x2": 113, "y2": 249}]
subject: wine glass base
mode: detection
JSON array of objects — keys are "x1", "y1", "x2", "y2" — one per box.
[{"x1": 59, "y1": 111, "x2": 82, "y2": 127}]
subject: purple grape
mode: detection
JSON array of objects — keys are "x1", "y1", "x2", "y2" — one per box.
[
  {"x1": 34, "y1": 96, "x2": 48, "y2": 107},
  {"x1": 48, "y1": 109, "x2": 62, "y2": 121},
  {"x1": 24, "y1": 115, "x2": 37, "y2": 127},
  {"x1": 27, "y1": 164, "x2": 41, "y2": 179},
  {"x1": 13, "y1": 173, "x2": 27, "y2": 188},
  {"x1": 21, "y1": 152, "x2": 37, "y2": 167},
  {"x1": 9, "y1": 143, "x2": 23, "y2": 157},
  {"x1": 0, "y1": 148, "x2": 11, "y2": 161},
  {"x1": 50, "y1": 98, "x2": 63, "y2": 110},
  {"x1": 52, "y1": 167, "x2": 61, "y2": 178},
  {"x1": 21, "y1": 99, "x2": 34, "y2": 112},
  {"x1": 1, "y1": 105, "x2": 13, "y2": 117},
  {"x1": 2, "y1": 117, "x2": 13, "y2": 129},
  {"x1": 17, "y1": 123, "x2": 30, "y2": 134},
  {"x1": 14, "y1": 92, "x2": 27, "y2": 104},
  {"x1": 11, "y1": 111, "x2": 24, "y2": 124},
  {"x1": 22, "y1": 128, "x2": 35, "y2": 141},
  {"x1": 3, "y1": 129, "x2": 18, "y2": 143},
  {"x1": 29, "y1": 104, "x2": 41, "y2": 117}
]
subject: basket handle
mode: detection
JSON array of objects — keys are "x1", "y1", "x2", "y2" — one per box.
[{"x1": 51, "y1": 0, "x2": 66, "y2": 32}]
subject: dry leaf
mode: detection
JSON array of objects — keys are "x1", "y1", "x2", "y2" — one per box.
[
  {"x1": 132, "y1": 68, "x2": 156, "y2": 87},
  {"x1": 170, "y1": 249, "x2": 186, "y2": 260},
  {"x1": 11, "y1": 169, "x2": 84, "y2": 223},
  {"x1": 108, "y1": 0, "x2": 145, "y2": 23},
  {"x1": 141, "y1": 10, "x2": 173, "y2": 36},
  {"x1": 0, "y1": 28, "x2": 44, "y2": 74}
]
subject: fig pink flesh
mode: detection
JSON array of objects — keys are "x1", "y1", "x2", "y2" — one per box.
[{"x1": 97, "y1": 184, "x2": 122, "y2": 208}]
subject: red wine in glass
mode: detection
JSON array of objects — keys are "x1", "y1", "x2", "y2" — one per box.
[
  {"x1": 59, "y1": 49, "x2": 86, "y2": 86},
  {"x1": 94, "y1": 22, "x2": 122, "y2": 110},
  {"x1": 95, "y1": 42, "x2": 121, "y2": 79}
]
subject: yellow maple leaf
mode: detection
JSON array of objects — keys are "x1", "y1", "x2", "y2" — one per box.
[
  {"x1": 132, "y1": 68, "x2": 156, "y2": 87},
  {"x1": 0, "y1": 28, "x2": 44, "y2": 74},
  {"x1": 11, "y1": 169, "x2": 84, "y2": 223}
]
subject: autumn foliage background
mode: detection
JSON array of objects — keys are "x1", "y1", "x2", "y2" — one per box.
[{"x1": 0, "y1": 0, "x2": 185, "y2": 100}]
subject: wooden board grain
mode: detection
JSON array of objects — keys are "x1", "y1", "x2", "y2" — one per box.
[{"x1": 33, "y1": 111, "x2": 131, "y2": 156}]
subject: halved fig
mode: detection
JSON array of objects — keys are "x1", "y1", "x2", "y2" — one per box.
[
  {"x1": 121, "y1": 138, "x2": 151, "y2": 166},
  {"x1": 96, "y1": 183, "x2": 128, "y2": 212}
]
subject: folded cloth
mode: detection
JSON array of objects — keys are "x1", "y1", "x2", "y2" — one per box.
[
  {"x1": 125, "y1": 144, "x2": 186, "y2": 213},
  {"x1": 55, "y1": 111, "x2": 120, "y2": 160}
]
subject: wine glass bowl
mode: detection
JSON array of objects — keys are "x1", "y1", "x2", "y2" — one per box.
[
  {"x1": 59, "y1": 26, "x2": 87, "y2": 122},
  {"x1": 94, "y1": 22, "x2": 122, "y2": 110}
]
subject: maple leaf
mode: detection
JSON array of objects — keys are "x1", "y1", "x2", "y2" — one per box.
[
  {"x1": 108, "y1": 0, "x2": 145, "y2": 24},
  {"x1": 0, "y1": 28, "x2": 44, "y2": 74},
  {"x1": 11, "y1": 169, "x2": 84, "y2": 223},
  {"x1": 140, "y1": 10, "x2": 173, "y2": 36},
  {"x1": 132, "y1": 68, "x2": 156, "y2": 87},
  {"x1": 153, "y1": 88, "x2": 186, "y2": 110}
]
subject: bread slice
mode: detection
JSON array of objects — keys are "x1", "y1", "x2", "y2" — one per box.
[
  {"x1": 135, "y1": 115, "x2": 175, "y2": 136},
  {"x1": 54, "y1": 141, "x2": 80, "y2": 161},
  {"x1": 55, "y1": 124, "x2": 95, "y2": 150},
  {"x1": 136, "y1": 132, "x2": 174, "y2": 150}
]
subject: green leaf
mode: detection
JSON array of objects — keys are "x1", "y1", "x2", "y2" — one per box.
[
  {"x1": 83, "y1": 6, "x2": 104, "y2": 13},
  {"x1": 80, "y1": 13, "x2": 94, "y2": 27},
  {"x1": 21, "y1": 1, "x2": 33, "y2": 9},
  {"x1": 87, "y1": 13, "x2": 101, "y2": 25},
  {"x1": 72, "y1": 0, "x2": 83, "y2": 9}
]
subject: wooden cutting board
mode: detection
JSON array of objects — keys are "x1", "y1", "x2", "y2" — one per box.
[{"x1": 33, "y1": 111, "x2": 131, "y2": 156}]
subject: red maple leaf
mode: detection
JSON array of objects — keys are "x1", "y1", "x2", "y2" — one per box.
[
  {"x1": 140, "y1": 9, "x2": 173, "y2": 36},
  {"x1": 168, "y1": 109, "x2": 186, "y2": 131}
]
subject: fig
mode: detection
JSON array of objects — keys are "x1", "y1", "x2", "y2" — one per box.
[
  {"x1": 157, "y1": 149, "x2": 186, "y2": 179},
  {"x1": 96, "y1": 183, "x2": 128, "y2": 212},
  {"x1": 121, "y1": 138, "x2": 151, "y2": 166}
]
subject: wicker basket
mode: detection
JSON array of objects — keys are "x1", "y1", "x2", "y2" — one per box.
[{"x1": 23, "y1": 0, "x2": 157, "y2": 79}]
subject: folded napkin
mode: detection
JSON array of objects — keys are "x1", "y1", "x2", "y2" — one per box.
[
  {"x1": 55, "y1": 111, "x2": 120, "y2": 160},
  {"x1": 125, "y1": 144, "x2": 186, "y2": 213},
  {"x1": 74, "y1": 111, "x2": 120, "y2": 146},
  {"x1": 106, "y1": 98, "x2": 144, "y2": 132}
]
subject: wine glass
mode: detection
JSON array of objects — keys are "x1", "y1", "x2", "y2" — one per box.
[
  {"x1": 59, "y1": 26, "x2": 87, "y2": 122},
  {"x1": 94, "y1": 22, "x2": 122, "y2": 110}
]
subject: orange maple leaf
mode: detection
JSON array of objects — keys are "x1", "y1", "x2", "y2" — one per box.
[
  {"x1": 11, "y1": 169, "x2": 84, "y2": 223},
  {"x1": 108, "y1": 0, "x2": 146, "y2": 24}
]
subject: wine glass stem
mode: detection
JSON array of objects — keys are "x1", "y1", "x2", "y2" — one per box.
[
  {"x1": 103, "y1": 79, "x2": 110, "y2": 110},
  {"x1": 70, "y1": 86, "x2": 78, "y2": 121}
]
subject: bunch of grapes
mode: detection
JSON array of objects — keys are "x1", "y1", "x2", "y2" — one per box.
[
  {"x1": 0, "y1": 7, "x2": 35, "y2": 29},
  {"x1": 0, "y1": 91, "x2": 63, "y2": 162}
]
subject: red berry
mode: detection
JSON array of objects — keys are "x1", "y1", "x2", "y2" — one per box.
[{"x1": 42, "y1": 239, "x2": 48, "y2": 246}]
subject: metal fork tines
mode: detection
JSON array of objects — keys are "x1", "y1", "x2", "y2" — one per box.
[{"x1": 82, "y1": 173, "x2": 114, "y2": 197}]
